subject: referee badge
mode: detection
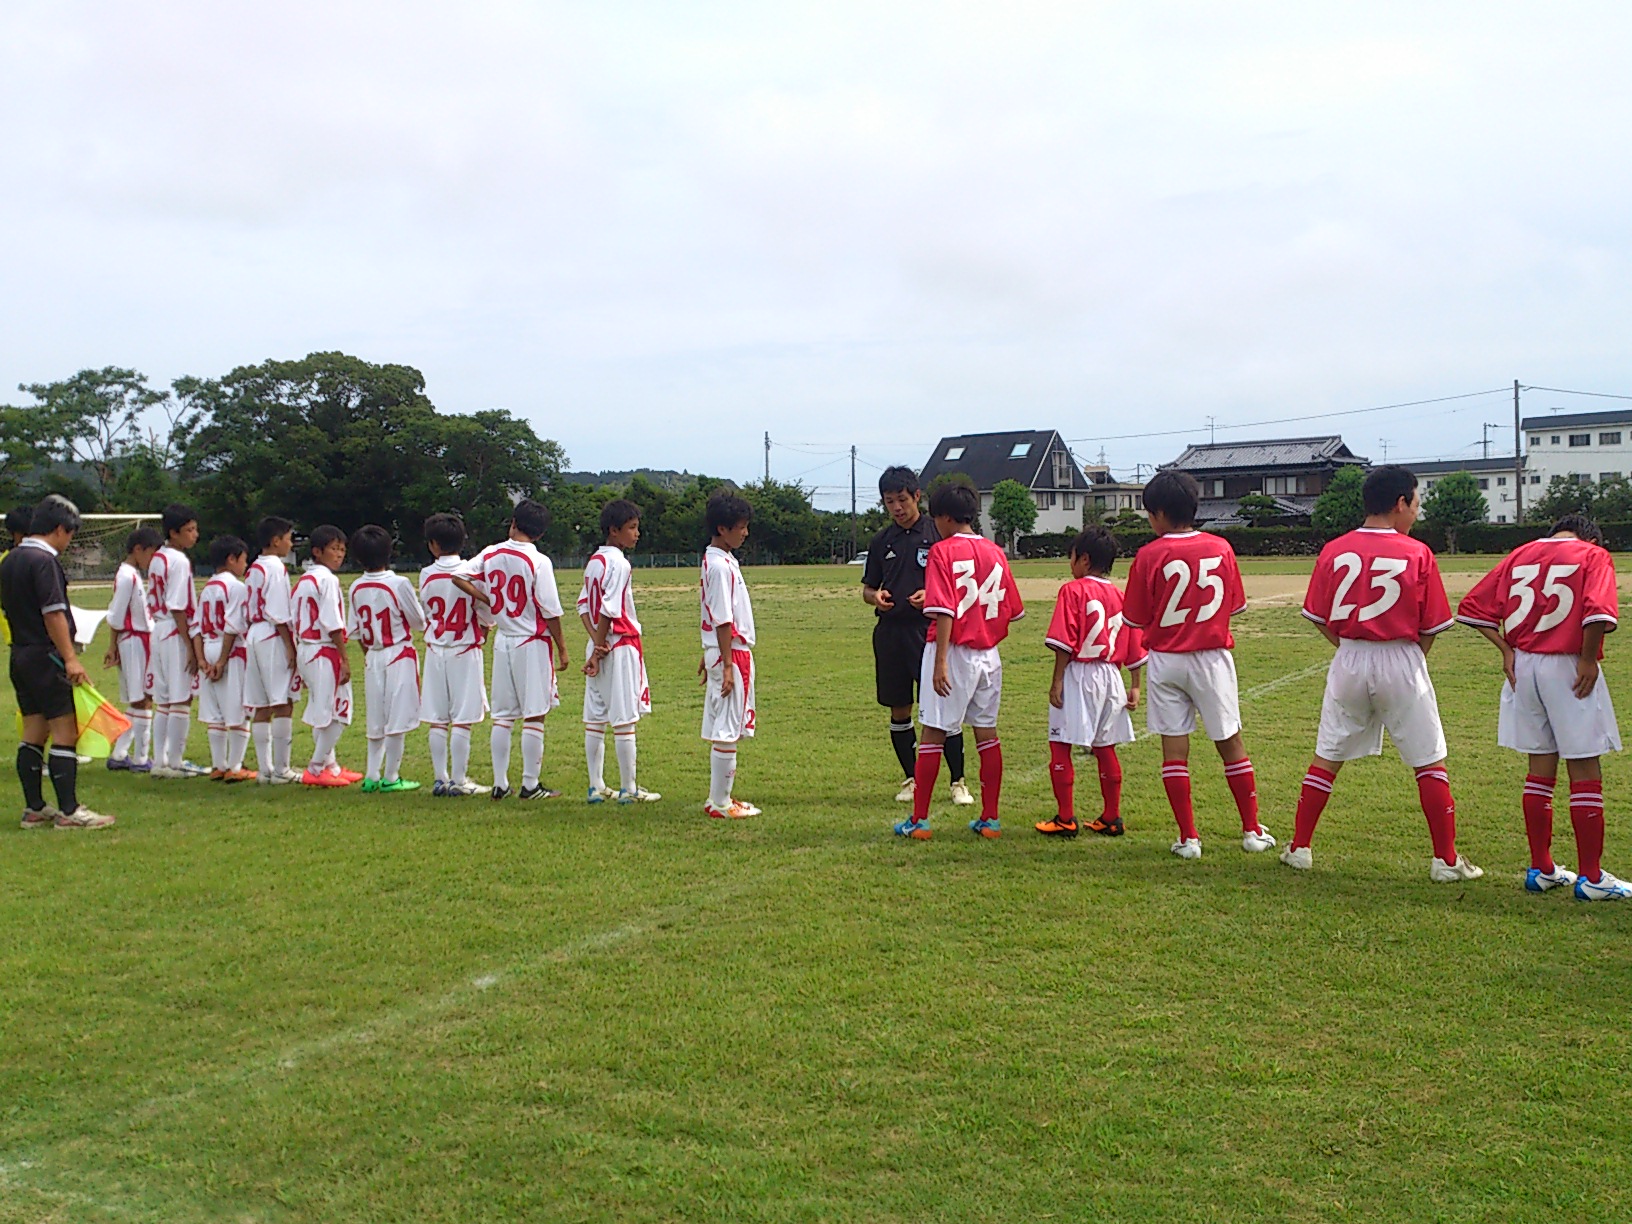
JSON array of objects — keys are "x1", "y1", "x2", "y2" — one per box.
[{"x1": 916, "y1": 547, "x2": 930, "y2": 568}]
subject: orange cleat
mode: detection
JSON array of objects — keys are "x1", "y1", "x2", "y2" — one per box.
[
  {"x1": 1034, "y1": 817, "x2": 1079, "y2": 838},
  {"x1": 302, "y1": 768, "x2": 351, "y2": 787}
]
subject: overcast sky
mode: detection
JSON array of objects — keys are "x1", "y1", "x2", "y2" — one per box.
[{"x1": 4, "y1": 2, "x2": 1630, "y2": 508}]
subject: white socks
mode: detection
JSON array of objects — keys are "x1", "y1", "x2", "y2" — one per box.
[
  {"x1": 207, "y1": 726, "x2": 229, "y2": 771},
  {"x1": 119, "y1": 708, "x2": 153, "y2": 763},
  {"x1": 428, "y1": 725, "x2": 449, "y2": 784},
  {"x1": 585, "y1": 725, "x2": 606, "y2": 791},
  {"x1": 309, "y1": 723, "x2": 343, "y2": 773},
  {"x1": 491, "y1": 721, "x2": 513, "y2": 789},
  {"x1": 709, "y1": 744, "x2": 736, "y2": 809},
  {"x1": 228, "y1": 727, "x2": 251, "y2": 771},
  {"x1": 614, "y1": 726, "x2": 637, "y2": 792},
  {"x1": 365, "y1": 737, "x2": 386, "y2": 783},
  {"x1": 252, "y1": 721, "x2": 273, "y2": 774},
  {"x1": 151, "y1": 709, "x2": 171, "y2": 768},
  {"x1": 450, "y1": 725, "x2": 472, "y2": 785},
  {"x1": 271, "y1": 716, "x2": 293, "y2": 774},
  {"x1": 383, "y1": 733, "x2": 405, "y2": 783},
  {"x1": 165, "y1": 706, "x2": 191, "y2": 768},
  {"x1": 521, "y1": 723, "x2": 544, "y2": 790}
]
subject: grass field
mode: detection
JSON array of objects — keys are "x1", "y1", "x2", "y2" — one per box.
[{"x1": 3, "y1": 556, "x2": 1630, "y2": 1222}]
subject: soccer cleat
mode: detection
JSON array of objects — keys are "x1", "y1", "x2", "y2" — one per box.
[
  {"x1": 895, "y1": 777, "x2": 915, "y2": 803},
  {"x1": 969, "y1": 816, "x2": 1001, "y2": 839},
  {"x1": 223, "y1": 768, "x2": 258, "y2": 783},
  {"x1": 1429, "y1": 855, "x2": 1485, "y2": 883},
  {"x1": 1241, "y1": 826, "x2": 1278, "y2": 853},
  {"x1": 1034, "y1": 816, "x2": 1079, "y2": 838},
  {"x1": 518, "y1": 785, "x2": 561, "y2": 800},
  {"x1": 1525, "y1": 865, "x2": 1578, "y2": 893},
  {"x1": 106, "y1": 756, "x2": 134, "y2": 771},
  {"x1": 179, "y1": 760, "x2": 211, "y2": 777},
  {"x1": 616, "y1": 786, "x2": 661, "y2": 804},
  {"x1": 587, "y1": 786, "x2": 616, "y2": 804},
  {"x1": 1574, "y1": 870, "x2": 1632, "y2": 902},
  {"x1": 431, "y1": 780, "x2": 449, "y2": 797},
  {"x1": 328, "y1": 767, "x2": 364, "y2": 784},
  {"x1": 1086, "y1": 816, "x2": 1125, "y2": 837},
  {"x1": 209, "y1": 769, "x2": 229, "y2": 781},
  {"x1": 361, "y1": 779, "x2": 381, "y2": 793},
  {"x1": 1170, "y1": 837, "x2": 1203, "y2": 860},
  {"x1": 706, "y1": 800, "x2": 752, "y2": 820},
  {"x1": 21, "y1": 806, "x2": 61, "y2": 829},
  {"x1": 491, "y1": 784, "x2": 511, "y2": 801},
  {"x1": 1280, "y1": 845, "x2": 1312, "y2": 871},
  {"x1": 949, "y1": 780, "x2": 976, "y2": 806},
  {"x1": 260, "y1": 767, "x2": 303, "y2": 785},
  {"x1": 148, "y1": 766, "x2": 183, "y2": 779},
  {"x1": 55, "y1": 805, "x2": 116, "y2": 829},
  {"x1": 126, "y1": 760, "x2": 152, "y2": 773},
  {"x1": 892, "y1": 817, "x2": 932, "y2": 839},
  {"x1": 447, "y1": 780, "x2": 485, "y2": 797},
  {"x1": 301, "y1": 768, "x2": 350, "y2": 788},
  {"x1": 378, "y1": 778, "x2": 420, "y2": 793}
]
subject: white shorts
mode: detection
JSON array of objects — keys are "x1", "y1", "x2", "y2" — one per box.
[
  {"x1": 363, "y1": 646, "x2": 422, "y2": 738},
  {"x1": 199, "y1": 651, "x2": 248, "y2": 728},
  {"x1": 918, "y1": 643, "x2": 1002, "y2": 734},
  {"x1": 419, "y1": 645, "x2": 487, "y2": 726},
  {"x1": 1498, "y1": 649, "x2": 1622, "y2": 759},
  {"x1": 149, "y1": 633, "x2": 197, "y2": 706},
  {"x1": 297, "y1": 644, "x2": 354, "y2": 729},
  {"x1": 701, "y1": 647, "x2": 756, "y2": 742},
  {"x1": 245, "y1": 636, "x2": 294, "y2": 709},
  {"x1": 116, "y1": 634, "x2": 151, "y2": 705},
  {"x1": 1316, "y1": 639, "x2": 1447, "y2": 768},
  {"x1": 583, "y1": 640, "x2": 651, "y2": 727},
  {"x1": 1144, "y1": 648, "x2": 1240, "y2": 740},
  {"x1": 490, "y1": 634, "x2": 558, "y2": 721},
  {"x1": 1049, "y1": 660, "x2": 1136, "y2": 748}
]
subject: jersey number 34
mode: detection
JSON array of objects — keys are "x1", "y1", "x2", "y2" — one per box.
[{"x1": 952, "y1": 559, "x2": 1006, "y2": 619}]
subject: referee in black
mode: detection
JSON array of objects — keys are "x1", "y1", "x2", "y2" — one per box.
[
  {"x1": 0, "y1": 495, "x2": 115, "y2": 828},
  {"x1": 861, "y1": 466, "x2": 970, "y2": 807}
]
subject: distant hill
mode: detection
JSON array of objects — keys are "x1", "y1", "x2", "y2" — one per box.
[{"x1": 560, "y1": 468, "x2": 696, "y2": 492}]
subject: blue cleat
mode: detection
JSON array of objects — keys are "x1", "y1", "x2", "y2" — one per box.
[
  {"x1": 1575, "y1": 870, "x2": 1632, "y2": 901},
  {"x1": 1525, "y1": 865, "x2": 1577, "y2": 893},
  {"x1": 893, "y1": 818, "x2": 932, "y2": 840},
  {"x1": 969, "y1": 816, "x2": 1001, "y2": 839}
]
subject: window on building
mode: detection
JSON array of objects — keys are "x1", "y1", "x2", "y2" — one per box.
[
  {"x1": 944, "y1": 445, "x2": 964, "y2": 461},
  {"x1": 1602, "y1": 432, "x2": 1623, "y2": 445},
  {"x1": 1094, "y1": 495, "x2": 1106, "y2": 508},
  {"x1": 1263, "y1": 475, "x2": 1304, "y2": 496},
  {"x1": 1010, "y1": 441, "x2": 1033, "y2": 459},
  {"x1": 1551, "y1": 435, "x2": 1561, "y2": 445},
  {"x1": 1570, "y1": 434, "x2": 1591, "y2": 447},
  {"x1": 1530, "y1": 435, "x2": 1540, "y2": 446},
  {"x1": 1062, "y1": 492, "x2": 1075, "y2": 510},
  {"x1": 1477, "y1": 478, "x2": 1489, "y2": 490},
  {"x1": 1034, "y1": 490, "x2": 1056, "y2": 509},
  {"x1": 1572, "y1": 473, "x2": 1592, "y2": 484},
  {"x1": 1210, "y1": 479, "x2": 1224, "y2": 498},
  {"x1": 1497, "y1": 476, "x2": 1507, "y2": 486},
  {"x1": 1051, "y1": 450, "x2": 1072, "y2": 487},
  {"x1": 1530, "y1": 474, "x2": 1542, "y2": 484},
  {"x1": 1602, "y1": 473, "x2": 1621, "y2": 483},
  {"x1": 1498, "y1": 515, "x2": 1508, "y2": 523}
]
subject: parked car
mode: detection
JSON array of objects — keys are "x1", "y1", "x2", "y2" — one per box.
[{"x1": 847, "y1": 550, "x2": 868, "y2": 567}]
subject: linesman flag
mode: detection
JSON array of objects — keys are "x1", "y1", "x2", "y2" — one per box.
[{"x1": 74, "y1": 683, "x2": 131, "y2": 759}]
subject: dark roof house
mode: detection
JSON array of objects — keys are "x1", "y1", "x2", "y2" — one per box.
[
  {"x1": 1163, "y1": 435, "x2": 1368, "y2": 524},
  {"x1": 918, "y1": 430, "x2": 1094, "y2": 538}
]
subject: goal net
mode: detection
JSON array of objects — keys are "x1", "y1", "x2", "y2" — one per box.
[{"x1": 62, "y1": 513, "x2": 162, "y2": 583}]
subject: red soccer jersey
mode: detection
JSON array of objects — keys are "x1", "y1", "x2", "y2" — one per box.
[
  {"x1": 1456, "y1": 535, "x2": 1619, "y2": 656},
  {"x1": 921, "y1": 532, "x2": 1024, "y2": 649},
  {"x1": 1045, "y1": 574, "x2": 1147, "y2": 667},
  {"x1": 1303, "y1": 527, "x2": 1453, "y2": 642},
  {"x1": 1123, "y1": 531, "x2": 1246, "y2": 652}
]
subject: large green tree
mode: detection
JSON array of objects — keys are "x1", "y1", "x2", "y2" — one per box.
[
  {"x1": 1420, "y1": 471, "x2": 1486, "y2": 550},
  {"x1": 988, "y1": 478, "x2": 1037, "y2": 550},
  {"x1": 18, "y1": 367, "x2": 170, "y2": 509},
  {"x1": 1312, "y1": 465, "x2": 1366, "y2": 532}
]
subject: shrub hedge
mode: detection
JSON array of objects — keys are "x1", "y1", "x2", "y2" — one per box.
[{"x1": 1014, "y1": 521, "x2": 1632, "y2": 558}]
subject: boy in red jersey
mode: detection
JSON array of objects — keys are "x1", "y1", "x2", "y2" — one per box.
[
  {"x1": 894, "y1": 480, "x2": 1024, "y2": 840},
  {"x1": 1284, "y1": 465, "x2": 1481, "y2": 881},
  {"x1": 1123, "y1": 471, "x2": 1274, "y2": 859},
  {"x1": 1456, "y1": 514, "x2": 1626, "y2": 900},
  {"x1": 1037, "y1": 526, "x2": 1144, "y2": 838}
]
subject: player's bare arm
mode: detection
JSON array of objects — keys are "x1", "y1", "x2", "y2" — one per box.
[
  {"x1": 1469, "y1": 623, "x2": 1516, "y2": 687},
  {"x1": 545, "y1": 615, "x2": 568, "y2": 671},
  {"x1": 328, "y1": 627, "x2": 350, "y2": 684},
  {"x1": 277, "y1": 622, "x2": 296, "y2": 668},
  {"x1": 1577, "y1": 623, "x2": 1609, "y2": 698},
  {"x1": 44, "y1": 609, "x2": 87, "y2": 686},
  {"x1": 452, "y1": 574, "x2": 491, "y2": 609},
  {"x1": 1125, "y1": 668, "x2": 1141, "y2": 710},
  {"x1": 216, "y1": 627, "x2": 241, "y2": 683},
  {"x1": 715, "y1": 622, "x2": 736, "y2": 695},
  {"x1": 931, "y1": 614, "x2": 953, "y2": 697},
  {"x1": 176, "y1": 609, "x2": 200, "y2": 673},
  {"x1": 1047, "y1": 646, "x2": 1071, "y2": 709},
  {"x1": 863, "y1": 584, "x2": 894, "y2": 611},
  {"x1": 907, "y1": 588, "x2": 925, "y2": 609},
  {"x1": 103, "y1": 625, "x2": 119, "y2": 670},
  {"x1": 1313, "y1": 619, "x2": 1340, "y2": 648},
  {"x1": 1420, "y1": 633, "x2": 1436, "y2": 658}
]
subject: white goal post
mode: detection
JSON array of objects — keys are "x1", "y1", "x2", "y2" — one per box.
[{"x1": 62, "y1": 513, "x2": 163, "y2": 583}]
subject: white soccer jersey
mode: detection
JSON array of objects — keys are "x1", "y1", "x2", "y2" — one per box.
[
  {"x1": 147, "y1": 545, "x2": 196, "y2": 645},
  {"x1": 244, "y1": 555, "x2": 292, "y2": 645},
  {"x1": 108, "y1": 562, "x2": 151, "y2": 635},
  {"x1": 418, "y1": 557, "x2": 484, "y2": 650},
  {"x1": 346, "y1": 571, "x2": 426, "y2": 654},
  {"x1": 197, "y1": 572, "x2": 249, "y2": 666},
  {"x1": 700, "y1": 546, "x2": 755, "y2": 650},
  {"x1": 579, "y1": 546, "x2": 642, "y2": 645},
  {"x1": 463, "y1": 540, "x2": 563, "y2": 639},
  {"x1": 292, "y1": 564, "x2": 346, "y2": 650}
]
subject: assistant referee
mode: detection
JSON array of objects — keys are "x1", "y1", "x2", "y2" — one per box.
[
  {"x1": 0, "y1": 495, "x2": 115, "y2": 828},
  {"x1": 861, "y1": 466, "x2": 970, "y2": 807}
]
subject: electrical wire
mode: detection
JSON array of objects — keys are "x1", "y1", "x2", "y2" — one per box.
[{"x1": 1521, "y1": 385, "x2": 1632, "y2": 402}]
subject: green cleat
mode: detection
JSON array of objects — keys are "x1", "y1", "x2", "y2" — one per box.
[
  {"x1": 378, "y1": 778, "x2": 421, "y2": 793},
  {"x1": 361, "y1": 779, "x2": 381, "y2": 793}
]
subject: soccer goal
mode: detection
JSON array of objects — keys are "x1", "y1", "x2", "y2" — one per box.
[{"x1": 63, "y1": 513, "x2": 162, "y2": 583}]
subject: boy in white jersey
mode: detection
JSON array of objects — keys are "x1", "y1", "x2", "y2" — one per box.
[
  {"x1": 103, "y1": 526, "x2": 161, "y2": 771},
  {"x1": 292, "y1": 525, "x2": 355, "y2": 787},
  {"x1": 147, "y1": 503, "x2": 208, "y2": 778},
  {"x1": 579, "y1": 498, "x2": 658, "y2": 804},
  {"x1": 347, "y1": 525, "x2": 426, "y2": 793},
  {"x1": 197, "y1": 535, "x2": 257, "y2": 781},
  {"x1": 245, "y1": 516, "x2": 302, "y2": 784},
  {"x1": 455, "y1": 499, "x2": 567, "y2": 801},
  {"x1": 418, "y1": 513, "x2": 487, "y2": 797},
  {"x1": 700, "y1": 493, "x2": 760, "y2": 819}
]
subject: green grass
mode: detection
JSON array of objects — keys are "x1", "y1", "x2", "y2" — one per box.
[{"x1": 2, "y1": 561, "x2": 1630, "y2": 1222}]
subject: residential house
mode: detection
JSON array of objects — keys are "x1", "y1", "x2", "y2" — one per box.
[
  {"x1": 1082, "y1": 464, "x2": 1147, "y2": 518},
  {"x1": 1413, "y1": 457, "x2": 1523, "y2": 524},
  {"x1": 1163, "y1": 436, "x2": 1368, "y2": 525},
  {"x1": 918, "y1": 430, "x2": 1093, "y2": 537}
]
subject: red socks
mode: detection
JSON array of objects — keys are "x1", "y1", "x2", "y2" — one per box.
[
  {"x1": 1048, "y1": 742, "x2": 1074, "y2": 821},
  {"x1": 1522, "y1": 774, "x2": 1556, "y2": 872},
  {"x1": 1570, "y1": 779, "x2": 1605, "y2": 882},
  {"x1": 1415, "y1": 764, "x2": 1458, "y2": 863},
  {"x1": 1092, "y1": 745, "x2": 1122, "y2": 821},
  {"x1": 1224, "y1": 757, "x2": 1259, "y2": 833},
  {"x1": 978, "y1": 738, "x2": 1003, "y2": 821},
  {"x1": 911, "y1": 742, "x2": 942, "y2": 823},
  {"x1": 1161, "y1": 760, "x2": 1198, "y2": 841},
  {"x1": 1292, "y1": 765, "x2": 1336, "y2": 849}
]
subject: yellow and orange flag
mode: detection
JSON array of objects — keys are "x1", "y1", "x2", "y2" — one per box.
[{"x1": 74, "y1": 683, "x2": 131, "y2": 759}]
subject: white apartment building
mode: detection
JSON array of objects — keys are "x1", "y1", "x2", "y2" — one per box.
[
  {"x1": 1523, "y1": 409, "x2": 1632, "y2": 492},
  {"x1": 1414, "y1": 457, "x2": 1524, "y2": 523}
]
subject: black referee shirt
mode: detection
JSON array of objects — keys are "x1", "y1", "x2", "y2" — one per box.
[
  {"x1": 860, "y1": 515, "x2": 940, "y2": 623},
  {"x1": 0, "y1": 538, "x2": 70, "y2": 648}
]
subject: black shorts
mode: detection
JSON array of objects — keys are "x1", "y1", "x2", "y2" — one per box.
[
  {"x1": 873, "y1": 617, "x2": 930, "y2": 709},
  {"x1": 11, "y1": 644, "x2": 75, "y2": 720}
]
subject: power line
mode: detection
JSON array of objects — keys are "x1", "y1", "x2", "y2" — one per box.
[{"x1": 1521, "y1": 385, "x2": 1632, "y2": 403}]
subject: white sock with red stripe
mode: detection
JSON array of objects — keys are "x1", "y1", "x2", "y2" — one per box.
[
  {"x1": 227, "y1": 726, "x2": 251, "y2": 771},
  {"x1": 520, "y1": 723, "x2": 545, "y2": 790},
  {"x1": 491, "y1": 721, "x2": 513, "y2": 790},
  {"x1": 450, "y1": 725, "x2": 473, "y2": 785},
  {"x1": 271, "y1": 717, "x2": 294, "y2": 774},
  {"x1": 252, "y1": 721, "x2": 272, "y2": 775},
  {"x1": 165, "y1": 706, "x2": 191, "y2": 769},
  {"x1": 710, "y1": 745, "x2": 736, "y2": 809},
  {"x1": 614, "y1": 725, "x2": 638, "y2": 792},
  {"x1": 427, "y1": 725, "x2": 449, "y2": 784},
  {"x1": 207, "y1": 726, "x2": 229, "y2": 771},
  {"x1": 585, "y1": 724, "x2": 607, "y2": 791},
  {"x1": 365, "y1": 737, "x2": 386, "y2": 783},
  {"x1": 309, "y1": 723, "x2": 343, "y2": 773},
  {"x1": 128, "y1": 708, "x2": 153, "y2": 763},
  {"x1": 383, "y1": 733, "x2": 406, "y2": 783}
]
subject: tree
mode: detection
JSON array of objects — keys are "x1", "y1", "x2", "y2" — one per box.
[
  {"x1": 1420, "y1": 471, "x2": 1487, "y2": 550},
  {"x1": 408, "y1": 410, "x2": 564, "y2": 551},
  {"x1": 989, "y1": 479, "x2": 1037, "y2": 551},
  {"x1": 1237, "y1": 493, "x2": 1281, "y2": 525},
  {"x1": 1312, "y1": 466, "x2": 1366, "y2": 532},
  {"x1": 1527, "y1": 474, "x2": 1599, "y2": 524},
  {"x1": 740, "y1": 479, "x2": 824, "y2": 563},
  {"x1": 19, "y1": 367, "x2": 168, "y2": 509},
  {"x1": 0, "y1": 402, "x2": 66, "y2": 504}
]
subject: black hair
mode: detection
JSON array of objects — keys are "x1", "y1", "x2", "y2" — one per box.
[
  {"x1": 423, "y1": 512, "x2": 467, "y2": 554},
  {"x1": 705, "y1": 492, "x2": 753, "y2": 536},
  {"x1": 600, "y1": 498, "x2": 641, "y2": 536},
  {"x1": 208, "y1": 534, "x2": 250, "y2": 570},
  {"x1": 1362, "y1": 466, "x2": 1418, "y2": 516},
  {"x1": 161, "y1": 502, "x2": 198, "y2": 536},
  {"x1": 5, "y1": 506, "x2": 32, "y2": 537},
  {"x1": 878, "y1": 465, "x2": 920, "y2": 497},
  {"x1": 125, "y1": 526, "x2": 162, "y2": 555},
  {"x1": 1142, "y1": 470, "x2": 1200, "y2": 527},
  {"x1": 349, "y1": 524, "x2": 393, "y2": 571},
  {"x1": 1552, "y1": 514, "x2": 1606, "y2": 548},
  {"x1": 511, "y1": 498, "x2": 550, "y2": 541},
  {"x1": 927, "y1": 480, "x2": 979, "y2": 525},
  {"x1": 30, "y1": 494, "x2": 81, "y2": 537},
  {"x1": 1070, "y1": 526, "x2": 1118, "y2": 574},
  {"x1": 309, "y1": 524, "x2": 345, "y2": 556},
  {"x1": 257, "y1": 515, "x2": 295, "y2": 550}
]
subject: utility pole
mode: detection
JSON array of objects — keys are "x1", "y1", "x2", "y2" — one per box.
[
  {"x1": 1207, "y1": 415, "x2": 1216, "y2": 444},
  {"x1": 1481, "y1": 422, "x2": 1501, "y2": 459},
  {"x1": 764, "y1": 432, "x2": 771, "y2": 484},
  {"x1": 1380, "y1": 438, "x2": 1391, "y2": 462},
  {"x1": 1514, "y1": 379, "x2": 1524, "y2": 521},
  {"x1": 849, "y1": 445, "x2": 857, "y2": 556}
]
